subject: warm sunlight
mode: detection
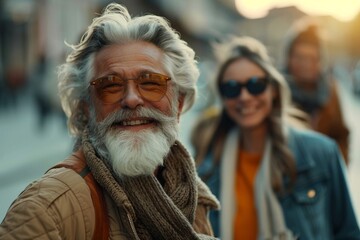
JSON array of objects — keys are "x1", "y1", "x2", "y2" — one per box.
[{"x1": 235, "y1": 0, "x2": 360, "y2": 21}]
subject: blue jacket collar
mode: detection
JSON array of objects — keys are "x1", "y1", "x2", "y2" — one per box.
[{"x1": 287, "y1": 127, "x2": 316, "y2": 172}]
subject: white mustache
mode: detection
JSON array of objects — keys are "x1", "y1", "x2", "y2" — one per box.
[{"x1": 97, "y1": 107, "x2": 176, "y2": 134}]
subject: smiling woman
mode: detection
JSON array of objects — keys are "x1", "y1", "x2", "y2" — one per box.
[
  {"x1": 192, "y1": 35, "x2": 360, "y2": 240},
  {"x1": 235, "y1": 0, "x2": 360, "y2": 21}
]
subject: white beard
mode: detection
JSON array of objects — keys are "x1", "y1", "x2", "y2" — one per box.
[
  {"x1": 88, "y1": 101, "x2": 180, "y2": 178},
  {"x1": 105, "y1": 127, "x2": 174, "y2": 177}
]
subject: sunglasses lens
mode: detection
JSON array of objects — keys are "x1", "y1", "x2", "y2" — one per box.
[
  {"x1": 247, "y1": 77, "x2": 268, "y2": 95},
  {"x1": 220, "y1": 77, "x2": 269, "y2": 98},
  {"x1": 138, "y1": 73, "x2": 168, "y2": 101},
  {"x1": 220, "y1": 80, "x2": 241, "y2": 98},
  {"x1": 94, "y1": 76, "x2": 125, "y2": 104}
]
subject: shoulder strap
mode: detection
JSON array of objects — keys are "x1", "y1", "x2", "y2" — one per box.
[{"x1": 51, "y1": 150, "x2": 110, "y2": 240}]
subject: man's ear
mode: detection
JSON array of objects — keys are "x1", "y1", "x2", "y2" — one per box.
[{"x1": 177, "y1": 94, "x2": 185, "y2": 121}]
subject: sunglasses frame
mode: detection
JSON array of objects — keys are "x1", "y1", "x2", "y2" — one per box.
[
  {"x1": 219, "y1": 76, "x2": 270, "y2": 99},
  {"x1": 90, "y1": 72, "x2": 171, "y2": 104}
]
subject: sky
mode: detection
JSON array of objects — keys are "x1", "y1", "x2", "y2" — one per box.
[{"x1": 235, "y1": 0, "x2": 360, "y2": 22}]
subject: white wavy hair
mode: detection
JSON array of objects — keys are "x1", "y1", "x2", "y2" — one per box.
[{"x1": 58, "y1": 3, "x2": 199, "y2": 137}]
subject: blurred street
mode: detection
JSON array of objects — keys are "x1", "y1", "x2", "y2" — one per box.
[{"x1": 0, "y1": 75, "x2": 360, "y2": 223}]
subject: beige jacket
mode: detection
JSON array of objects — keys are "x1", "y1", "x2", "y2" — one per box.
[{"x1": 0, "y1": 155, "x2": 218, "y2": 239}]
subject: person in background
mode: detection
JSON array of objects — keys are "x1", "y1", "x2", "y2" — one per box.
[
  {"x1": 283, "y1": 20, "x2": 350, "y2": 164},
  {"x1": 0, "y1": 3, "x2": 219, "y2": 239},
  {"x1": 192, "y1": 36, "x2": 360, "y2": 239}
]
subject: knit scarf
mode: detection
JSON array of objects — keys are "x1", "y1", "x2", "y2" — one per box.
[{"x1": 81, "y1": 129, "x2": 217, "y2": 240}]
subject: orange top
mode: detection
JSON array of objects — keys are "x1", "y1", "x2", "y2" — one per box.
[{"x1": 233, "y1": 149, "x2": 262, "y2": 240}]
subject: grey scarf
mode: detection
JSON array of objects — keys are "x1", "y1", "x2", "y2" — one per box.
[
  {"x1": 81, "y1": 129, "x2": 218, "y2": 240},
  {"x1": 286, "y1": 74, "x2": 329, "y2": 114}
]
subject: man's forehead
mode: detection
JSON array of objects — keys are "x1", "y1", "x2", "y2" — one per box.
[
  {"x1": 93, "y1": 41, "x2": 167, "y2": 78},
  {"x1": 96, "y1": 41, "x2": 164, "y2": 61}
]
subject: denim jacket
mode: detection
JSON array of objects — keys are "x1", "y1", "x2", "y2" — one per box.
[{"x1": 197, "y1": 128, "x2": 360, "y2": 239}]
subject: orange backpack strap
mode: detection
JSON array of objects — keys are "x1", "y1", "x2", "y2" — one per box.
[{"x1": 51, "y1": 150, "x2": 109, "y2": 240}]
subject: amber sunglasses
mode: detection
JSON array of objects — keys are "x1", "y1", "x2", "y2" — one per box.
[{"x1": 90, "y1": 73, "x2": 171, "y2": 104}]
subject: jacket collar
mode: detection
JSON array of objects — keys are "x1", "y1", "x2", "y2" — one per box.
[{"x1": 287, "y1": 127, "x2": 316, "y2": 173}]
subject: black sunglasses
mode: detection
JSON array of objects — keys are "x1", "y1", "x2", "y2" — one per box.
[{"x1": 219, "y1": 76, "x2": 270, "y2": 99}]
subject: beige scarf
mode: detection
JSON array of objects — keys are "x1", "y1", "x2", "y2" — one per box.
[
  {"x1": 82, "y1": 129, "x2": 218, "y2": 240},
  {"x1": 220, "y1": 128, "x2": 296, "y2": 240}
]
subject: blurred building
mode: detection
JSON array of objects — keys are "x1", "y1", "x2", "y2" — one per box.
[{"x1": 0, "y1": 0, "x2": 359, "y2": 111}]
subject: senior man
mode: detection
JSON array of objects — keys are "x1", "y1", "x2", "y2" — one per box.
[{"x1": 0, "y1": 3, "x2": 219, "y2": 239}]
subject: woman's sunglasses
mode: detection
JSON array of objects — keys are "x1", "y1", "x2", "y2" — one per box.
[{"x1": 219, "y1": 76, "x2": 270, "y2": 99}]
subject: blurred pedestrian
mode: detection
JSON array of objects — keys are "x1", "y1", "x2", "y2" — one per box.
[
  {"x1": 0, "y1": 3, "x2": 219, "y2": 239},
  {"x1": 192, "y1": 36, "x2": 360, "y2": 239},
  {"x1": 283, "y1": 19, "x2": 350, "y2": 164},
  {"x1": 31, "y1": 54, "x2": 67, "y2": 130}
]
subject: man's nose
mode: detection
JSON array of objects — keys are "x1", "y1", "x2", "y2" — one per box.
[{"x1": 120, "y1": 81, "x2": 144, "y2": 109}]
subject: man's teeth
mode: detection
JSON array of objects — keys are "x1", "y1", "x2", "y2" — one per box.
[{"x1": 121, "y1": 119, "x2": 150, "y2": 126}]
